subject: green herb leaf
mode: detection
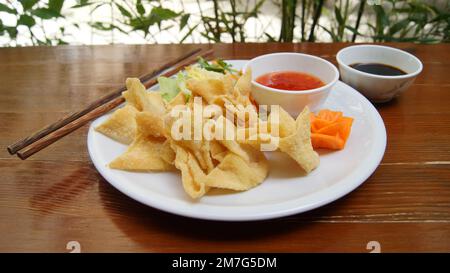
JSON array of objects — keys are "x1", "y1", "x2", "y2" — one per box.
[
  {"x1": 216, "y1": 59, "x2": 238, "y2": 73},
  {"x1": 197, "y1": 57, "x2": 238, "y2": 74},
  {"x1": 197, "y1": 57, "x2": 224, "y2": 73}
]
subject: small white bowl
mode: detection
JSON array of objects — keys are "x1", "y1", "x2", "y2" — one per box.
[
  {"x1": 243, "y1": 52, "x2": 339, "y2": 116},
  {"x1": 336, "y1": 45, "x2": 423, "y2": 103}
]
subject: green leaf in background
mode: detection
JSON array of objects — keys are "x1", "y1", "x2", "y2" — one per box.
[
  {"x1": 0, "y1": 3, "x2": 17, "y2": 14},
  {"x1": 19, "y1": 0, "x2": 39, "y2": 11},
  {"x1": 115, "y1": 3, "x2": 132, "y2": 18},
  {"x1": 31, "y1": 8, "x2": 61, "y2": 19},
  {"x1": 148, "y1": 7, "x2": 179, "y2": 29},
  {"x1": 136, "y1": 0, "x2": 145, "y2": 15},
  {"x1": 180, "y1": 14, "x2": 190, "y2": 30},
  {"x1": 373, "y1": 4, "x2": 389, "y2": 40},
  {"x1": 264, "y1": 33, "x2": 276, "y2": 42},
  {"x1": 17, "y1": 14, "x2": 36, "y2": 27},
  {"x1": 389, "y1": 19, "x2": 409, "y2": 35},
  {"x1": 180, "y1": 23, "x2": 199, "y2": 43},
  {"x1": 150, "y1": 7, "x2": 179, "y2": 21},
  {"x1": 89, "y1": 2, "x2": 107, "y2": 14},
  {"x1": 89, "y1": 22, "x2": 114, "y2": 31},
  {"x1": 334, "y1": 6, "x2": 344, "y2": 26},
  {"x1": 375, "y1": 5, "x2": 389, "y2": 27},
  {"x1": 49, "y1": 0, "x2": 65, "y2": 13},
  {"x1": 1, "y1": 0, "x2": 449, "y2": 46},
  {"x1": 5, "y1": 26, "x2": 18, "y2": 38},
  {"x1": 57, "y1": 39, "x2": 68, "y2": 45},
  {"x1": 345, "y1": 25, "x2": 364, "y2": 37},
  {"x1": 245, "y1": 0, "x2": 265, "y2": 19},
  {"x1": 89, "y1": 22, "x2": 128, "y2": 34},
  {"x1": 71, "y1": 0, "x2": 93, "y2": 9},
  {"x1": 320, "y1": 24, "x2": 339, "y2": 41}
]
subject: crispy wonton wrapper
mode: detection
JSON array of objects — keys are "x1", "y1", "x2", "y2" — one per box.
[
  {"x1": 109, "y1": 111, "x2": 174, "y2": 172},
  {"x1": 278, "y1": 107, "x2": 319, "y2": 173},
  {"x1": 95, "y1": 105, "x2": 138, "y2": 145}
]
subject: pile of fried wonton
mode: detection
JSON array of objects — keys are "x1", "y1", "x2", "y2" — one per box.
[{"x1": 95, "y1": 65, "x2": 319, "y2": 199}]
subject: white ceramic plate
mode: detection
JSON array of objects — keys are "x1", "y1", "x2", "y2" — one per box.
[{"x1": 87, "y1": 60, "x2": 386, "y2": 221}]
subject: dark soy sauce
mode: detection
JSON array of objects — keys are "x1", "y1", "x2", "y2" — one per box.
[{"x1": 350, "y1": 63, "x2": 407, "y2": 76}]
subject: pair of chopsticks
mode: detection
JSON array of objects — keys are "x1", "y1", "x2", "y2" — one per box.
[{"x1": 7, "y1": 47, "x2": 214, "y2": 160}]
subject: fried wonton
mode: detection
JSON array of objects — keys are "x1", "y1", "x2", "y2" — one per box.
[
  {"x1": 238, "y1": 106, "x2": 319, "y2": 173},
  {"x1": 109, "y1": 112, "x2": 174, "y2": 172},
  {"x1": 95, "y1": 105, "x2": 138, "y2": 145},
  {"x1": 122, "y1": 78, "x2": 166, "y2": 115},
  {"x1": 203, "y1": 143, "x2": 269, "y2": 191},
  {"x1": 171, "y1": 141, "x2": 209, "y2": 199},
  {"x1": 278, "y1": 107, "x2": 320, "y2": 173},
  {"x1": 186, "y1": 77, "x2": 231, "y2": 105},
  {"x1": 96, "y1": 78, "x2": 166, "y2": 144}
]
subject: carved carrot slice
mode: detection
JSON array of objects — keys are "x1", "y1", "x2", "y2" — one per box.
[{"x1": 310, "y1": 110, "x2": 353, "y2": 150}]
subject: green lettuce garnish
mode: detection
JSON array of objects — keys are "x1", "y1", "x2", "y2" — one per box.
[
  {"x1": 158, "y1": 76, "x2": 178, "y2": 102},
  {"x1": 158, "y1": 72, "x2": 191, "y2": 102},
  {"x1": 177, "y1": 72, "x2": 191, "y2": 102}
]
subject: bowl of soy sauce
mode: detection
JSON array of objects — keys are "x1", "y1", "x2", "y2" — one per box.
[{"x1": 336, "y1": 45, "x2": 423, "y2": 103}]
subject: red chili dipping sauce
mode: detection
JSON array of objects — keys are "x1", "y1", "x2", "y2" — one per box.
[{"x1": 256, "y1": 71, "x2": 325, "y2": 91}]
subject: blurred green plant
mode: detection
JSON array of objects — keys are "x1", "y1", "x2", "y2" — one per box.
[
  {"x1": 195, "y1": 0, "x2": 265, "y2": 42},
  {"x1": 73, "y1": 0, "x2": 185, "y2": 43},
  {"x1": 277, "y1": 0, "x2": 326, "y2": 42},
  {"x1": 369, "y1": 0, "x2": 449, "y2": 43},
  {"x1": 0, "y1": 0, "x2": 449, "y2": 46},
  {"x1": 320, "y1": 0, "x2": 355, "y2": 42},
  {"x1": 0, "y1": 0, "x2": 69, "y2": 45}
]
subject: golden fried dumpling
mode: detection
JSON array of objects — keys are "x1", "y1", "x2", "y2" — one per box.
[
  {"x1": 95, "y1": 105, "x2": 138, "y2": 145},
  {"x1": 278, "y1": 107, "x2": 320, "y2": 173},
  {"x1": 171, "y1": 142, "x2": 209, "y2": 199},
  {"x1": 109, "y1": 112, "x2": 174, "y2": 172},
  {"x1": 203, "y1": 143, "x2": 269, "y2": 191},
  {"x1": 122, "y1": 78, "x2": 166, "y2": 115}
]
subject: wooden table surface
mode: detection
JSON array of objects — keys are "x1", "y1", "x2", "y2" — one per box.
[{"x1": 0, "y1": 43, "x2": 449, "y2": 253}]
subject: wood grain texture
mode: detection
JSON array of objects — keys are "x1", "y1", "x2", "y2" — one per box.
[
  {"x1": 0, "y1": 43, "x2": 449, "y2": 252},
  {"x1": 6, "y1": 47, "x2": 202, "y2": 155}
]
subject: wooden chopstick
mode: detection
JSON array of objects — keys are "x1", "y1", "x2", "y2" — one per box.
[
  {"x1": 7, "y1": 47, "x2": 203, "y2": 155},
  {"x1": 17, "y1": 98, "x2": 125, "y2": 160},
  {"x1": 15, "y1": 48, "x2": 214, "y2": 160}
]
